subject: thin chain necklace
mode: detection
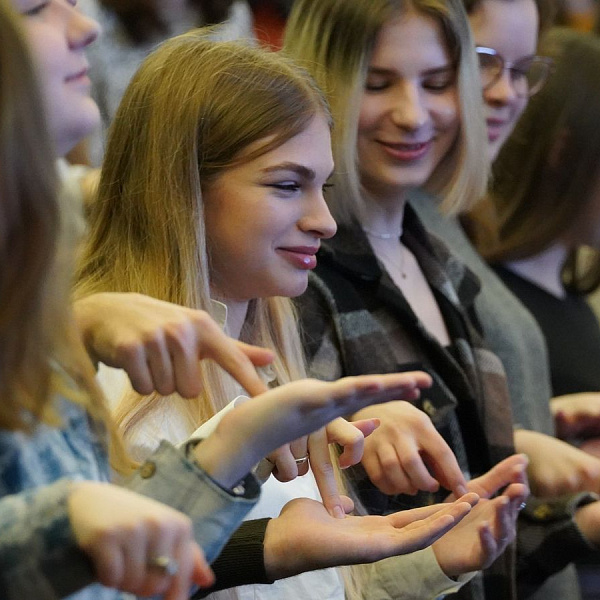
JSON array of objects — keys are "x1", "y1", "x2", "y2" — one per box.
[
  {"x1": 362, "y1": 226, "x2": 401, "y2": 240},
  {"x1": 363, "y1": 228, "x2": 408, "y2": 279}
]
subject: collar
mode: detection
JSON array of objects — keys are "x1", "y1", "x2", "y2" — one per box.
[
  {"x1": 209, "y1": 299, "x2": 276, "y2": 386},
  {"x1": 317, "y1": 205, "x2": 481, "y2": 311}
]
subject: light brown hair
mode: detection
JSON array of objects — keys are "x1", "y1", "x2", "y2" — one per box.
[{"x1": 76, "y1": 31, "x2": 331, "y2": 442}]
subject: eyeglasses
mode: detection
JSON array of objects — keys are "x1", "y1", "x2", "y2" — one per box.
[{"x1": 475, "y1": 46, "x2": 554, "y2": 98}]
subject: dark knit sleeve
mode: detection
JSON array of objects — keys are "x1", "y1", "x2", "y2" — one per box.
[
  {"x1": 192, "y1": 518, "x2": 273, "y2": 598},
  {"x1": 516, "y1": 493, "x2": 598, "y2": 597}
]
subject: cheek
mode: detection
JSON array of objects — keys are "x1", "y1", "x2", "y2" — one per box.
[
  {"x1": 358, "y1": 96, "x2": 383, "y2": 134},
  {"x1": 508, "y1": 97, "x2": 528, "y2": 127},
  {"x1": 433, "y1": 92, "x2": 460, "y2": 134}
]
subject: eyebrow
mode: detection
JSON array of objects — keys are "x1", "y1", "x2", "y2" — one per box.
[
  {"x1": 261, "y1": 162, "x2": 324, "y2": 180},
  {"x1": 367, "y1": 65, "x2": 455, "y2": 77}
]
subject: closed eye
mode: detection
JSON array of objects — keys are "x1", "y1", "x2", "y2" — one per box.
[
  {"x1": 266, "y1": 182, "x2": 301, "y2": 193},
  {"x1": 22, "y1": 1, "x2": 49, "y2": 16}
]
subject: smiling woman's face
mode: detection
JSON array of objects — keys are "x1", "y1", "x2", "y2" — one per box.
[
  {"x1": 205, "y1": 114, "x2": 337, "y2": 302},
  {"x1": 469, "y1": 0, "x2": 539, "y2": 161},
  {"x1": 357, "y1": 10, "x2": 460, "y2": 201},
  {"x1": 13, "y1": 0, "x2": 100, "y2": 156}
]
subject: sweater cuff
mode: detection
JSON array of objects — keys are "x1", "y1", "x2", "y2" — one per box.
[
  {"x1": 517, "y1": 493, "x2": 598, "y2": 588},
  {"x1": 194, "y1": 518, "x2": 273, "y2": 597}
]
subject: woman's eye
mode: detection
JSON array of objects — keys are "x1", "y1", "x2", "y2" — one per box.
[
  {"x1": 322, "y1": 183, "x2": 334, "y2": 194},
  {"x1": 268, "y1": 182, "x2": 301, "y2": 193},
  {"x1": 22, "y1": 1, "x2": 49, "y2": 16},
  {"x1": 423, "y1": 76, "x2": 454, "y2": 92},
  {"x1": 365, "y1": 79, "x2": 390, "y2": 92}
]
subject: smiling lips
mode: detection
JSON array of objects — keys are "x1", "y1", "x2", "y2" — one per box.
[
  {"x1": 377, "y1": 140, "x2": 432, "y2": 161},
  {"x1": 486, "y1": 118, "x2": 507, "y2": 142},
  {"x1": 277, "y1": 246, "x2": 319, "y2": 270},
  {"x1": 65, "y1": 67, "x2": 90, "y2": 84}
]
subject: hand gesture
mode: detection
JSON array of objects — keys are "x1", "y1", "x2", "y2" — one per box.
[
  {"x1": 515, "y1": 429, "x2": 600, "y2": 496},
  {"x1": 69, "y1": 481, "x2": 214, "y2": 600},
  {"x1": 74, "y1": 292, "x2": 273, "y2": 398},
  {"x1": 262, "y1": 493, "x2": 480, "y2": 579},
  {"x1": 352, "y1": 400, "x2": 468, "y2": 497},
  {"x1": 194, "y1": 372, "x2": 432, "y2": 490}
]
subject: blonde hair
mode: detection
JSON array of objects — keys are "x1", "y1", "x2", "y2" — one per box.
[
  {"x1": 283, "y1": 0, "x2": 488, "y2": 221},
  {"x1": 0, "y1": 0, "x2": 132, "y2": 471},
  {"x1": 76, "y1": 32, "x2": 330, "y2": 440}
]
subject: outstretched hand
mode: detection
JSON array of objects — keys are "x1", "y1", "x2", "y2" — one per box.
[
  {"x1": 552, "y1": 393, "x2": 600, "y2": 440},
  {"x1": 194, "y1": 372, "x2": 432, "y2": 490},
  {"x1": 434, "y1": 483, "x2": 528, "y2": 577},
  {"x1": 515, "y1": 429, "x2": 600, "y2": 496},
  {"x1": 262, "y1": 493, "x2": 480, "y2": 580}
]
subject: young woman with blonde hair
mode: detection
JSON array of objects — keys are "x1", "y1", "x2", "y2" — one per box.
[
  {"x1": 0, "y1": 1, "x2": 482, "y2": 598},
  {"x1": 282, "y1": 0, "x2": 589, "y2": 598},
  {"x1": 70, "y1": 24, "x2": 527, "y2": 600},
  {"x1": 285, "y1": 0, "x2": 600, "y2": 598}
]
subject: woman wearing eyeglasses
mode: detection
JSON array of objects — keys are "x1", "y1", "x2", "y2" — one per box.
[
  {"x1": 408, "y1": 3, "x2": 600, "y2": 598},
  {"x1": 478, "y1": 23, "x2": 600, "y2": 495},
  {"x1": 285, "y1": 0, "x2": 600, "y2": 599}
]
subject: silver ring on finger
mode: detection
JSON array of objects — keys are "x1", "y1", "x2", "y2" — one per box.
[
  {"x1": 294, "y1": 454, "x2": 309, "y2": 466},
  {"x1": 148, "y1": 555, "x2": 179, "y2": 577}
]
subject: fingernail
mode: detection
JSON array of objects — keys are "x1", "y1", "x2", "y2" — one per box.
[{"x1": 456, "y1": 484, "x2": 468, "y2": 496}]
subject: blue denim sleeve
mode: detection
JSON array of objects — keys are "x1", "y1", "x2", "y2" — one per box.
[
  {"x1": 0, "y1": 478, "x2": 107, "y2": 599},
  {"x1": 123, "y1": 441, "x2": 260, "y2": 564}
]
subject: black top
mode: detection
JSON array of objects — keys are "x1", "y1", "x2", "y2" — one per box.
[{"x1": 494, "y1": 265, "x2": 600, "y2": 396}]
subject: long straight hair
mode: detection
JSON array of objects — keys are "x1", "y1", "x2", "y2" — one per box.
[
  {"x1": 283, "y1": 0, "x2": 488, "y2": 223},
  {"x1": 76, "y1": 32, "x2": 330, "y2": 442},
  {"x1": 0, "y1": 0, "x2": 132, "y2": 471}
]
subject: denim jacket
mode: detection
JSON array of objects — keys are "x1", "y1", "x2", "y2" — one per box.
[{"x1": 0, "y1": 396, "x2": 260, "y2": 600}]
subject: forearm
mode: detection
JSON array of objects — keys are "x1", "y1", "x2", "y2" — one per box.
[
  {"x1": 366, "y1": 547, "x2": 476, "y2": 600},
  {"x1": 516, "y1": 493, "x2": 598, "y2": 596},
  {"x1": 123, "y1": 441, "x2": 260, "y2": 564}
]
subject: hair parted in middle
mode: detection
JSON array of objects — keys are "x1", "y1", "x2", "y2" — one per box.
[
  {"x1": 76, "y1": 30, "x2": 331, "y2": 439},
  {"x1": 282, "y1": 0, "x2": 488, "y2": 222}
]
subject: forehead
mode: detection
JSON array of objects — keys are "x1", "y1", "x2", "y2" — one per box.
[
  {"x1": 228, "y1": 115, "x2": 334, "y2": 176},
  {"x1": 468, "y1": 0, "x2": 538, "y2": 57},
  {"x1": 369, "y1": 11, "x2": 452, "y2": 71}
]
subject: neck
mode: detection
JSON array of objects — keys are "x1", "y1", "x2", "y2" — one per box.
[
  {"x1": 504, "y1": 243, "x2": 568, "y2": 299},
  {"x1": 359, "y1": 189, "x2": 408, "y2": 239},
  {"x1": 218, "y1": 298, "x2": 250, "y2": 340}
]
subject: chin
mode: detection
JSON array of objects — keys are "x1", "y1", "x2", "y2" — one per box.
[{"x1": 278, "y1": 278, "x2": 309, "y2": 299}]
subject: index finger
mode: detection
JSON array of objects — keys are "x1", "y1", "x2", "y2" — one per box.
[
  {"x1": 193, "y1": 316, "x2": 273, "y2": 397},
  {"x1": 421, "y1": 437, "x2": 468, "y2": 497},
  {"x1": 308, "y1": 427, "x2": 346, "y2": 519}
]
